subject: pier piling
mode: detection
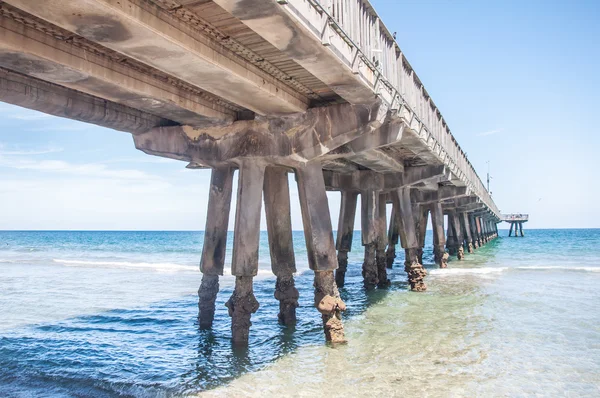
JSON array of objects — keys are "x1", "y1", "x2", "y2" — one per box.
[
  {"x1": 198, "y1": 167, "x2": 234, "y2": 329},
  {"x1": 335, "y1": 191, "x2": 358, "y2": 288}
]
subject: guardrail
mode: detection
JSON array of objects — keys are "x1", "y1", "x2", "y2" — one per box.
[
  {"x1": 296, "y1": 0, "x2": 500, "y2": 218},
  {"x1": 502, "y1": 214, "x2": 529, "y2": 222}
]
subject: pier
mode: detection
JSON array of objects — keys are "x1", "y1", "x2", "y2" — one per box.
[
  {"x1": 503, "y1": 214, "x2": 529, "y2": 237},
  {"x1": 0, "y1": 0, "x2": 502, "y2": 345}
]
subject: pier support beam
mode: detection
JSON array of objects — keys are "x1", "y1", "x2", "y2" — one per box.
[
  {"x1": 476, "y1": 216, "x2": 484, "y2": 246},
  {"x1": 264, "y1": 167, "x2": 299, "y2": 326},
  {"x1": 297, "y1": 162, "x2": 345, "y2": 343},
  {"x1": 431, "y1": 202, "x2": 449, "y2": 268},
  {"x1": 461, "y1": 212, "x2": 474, "y2": 253},
  {"x1": 450, "y1": 212, "x2": 464, "y2": 260},
  {"x1": 360, "y1": 190, "x2": 383, "y2": 289},
  {"x1": 392, "y1": 187, "x2": 427, "y2": 291},
  {"x1": 386, "y1": 204, "x2": 399, "y2": 269},
  {"x1": 376, "y1": 193, "x2": 390, "y2": 288},
  {"x1": 416, "y1": 205, "x2": 429, "y2": 264},
  {"x1": 469, "y1": 214, "x2": 480, "y2": 248},
  {"x1": 198, "y1": 166, "x2": 234, "y2": 329},
  {"x1": 446, "y1": 211, "x2": 458, "y2": 256},
  {"x1": 227, "y1": 161, "x2": 265, "y2": 345},
  {"x1": 335, "y1": 191, "x2": 358, "y2": 288}
]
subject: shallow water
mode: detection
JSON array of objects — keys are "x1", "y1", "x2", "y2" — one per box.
[{"x1": 1, "y1": 229, "x2": 599, "y2": 397}]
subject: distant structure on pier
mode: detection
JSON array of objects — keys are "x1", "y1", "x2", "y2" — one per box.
[{"x1": 502, "y1": 214, "x2": 528, "y2": 237}]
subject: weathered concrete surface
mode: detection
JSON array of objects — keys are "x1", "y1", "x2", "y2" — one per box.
[
  {"x1": 314, "y1": 270, "x2": 346, "y2": 343},
  {"x1": 361, "y1": 190, "x2": 380, "y2": 289},
  {"x1": 431, "y1": 201, "x2": 449, "y2": 268},
  {"x1": 198, "y1": 166, "x2": 234, "y2": 328},
  {"x1": 335, "y1": 191, "x2": 358, "y2": 288},
  {"x1": 264, "y1": 167, "x2": 298, "y2": 326},
  {"x1": 134, "y1": 101, "x2": 386, "y2": 165},
  {"x1": 3, "y1": 0, "x2": 308, "y2": 116},
  {"x1": 392, "y1": 187, "x2": 427, "y2": 291},
  {"x1": 212, "y1": 0, "x2": 377, "y2": 105},
  {"x1": 226, "y1": 276, "x2": 259, "y2": 345},
  {"x1": 0, "y1": 67, "x2": 173, "y2": 133}
]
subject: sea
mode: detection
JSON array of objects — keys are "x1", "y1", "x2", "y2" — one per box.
[{"x1": 0, "y1": 229, "x2": 599, "y2": 397}]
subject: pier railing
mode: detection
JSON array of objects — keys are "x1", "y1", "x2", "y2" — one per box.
[
  {"x1": 292, "y1": 0, "x2": 500, "y2": 218},
  {"x1": 502, "y1": 214, "x2": 529, "y2": 222}
]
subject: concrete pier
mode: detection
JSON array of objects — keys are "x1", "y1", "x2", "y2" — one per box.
[
  {"x1": 0, "y1": 0, "x2": 505, "y2": 346},
  {"x1": 504, "y1": 214, "x2": 529, "y2": 237}
]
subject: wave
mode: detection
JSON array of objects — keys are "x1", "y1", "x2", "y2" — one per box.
[
  {"x1": 430, "y1": 268, "x2": 507, "y2": 276},
  {"x1": 52, "y1": 258, "x2": 276, "y2": 275},
  {"x1": 53, "y1": 258, "x2": 195, "y2": 273},
  {"x1": 430, "y1": 265, "x2": 600, "y2": 276},
  {"x1": 515, "y1": 266, "x2": 600, "y2": 273}
]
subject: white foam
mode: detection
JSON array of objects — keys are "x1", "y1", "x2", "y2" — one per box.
[
  {"x1": 53, "y1": 258, "x2": 195, "y2": 273},
  {"x1": 516, "y1": 266, "x2": 600, "y2": 273},
  {"x1": 430, "y1": 267, "x2": 508, "y2": 276},
  {"x1": 53, "y1": 258, "x2": 277, "y2": 275}
]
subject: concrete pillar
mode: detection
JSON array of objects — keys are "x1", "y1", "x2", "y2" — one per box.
[
  {"x1": 416, "y1": 205, "x2": 429, "y2": 264},
  {"x1": 392, "y1": 187, "x2": 427, "y2": 291},
  {"x1": 376, "y1": 192, "x2": 390, "y2": 288},
  {"x1": 446, "y1": 211, "x2": 458, "y2": 255},
  {"x1": 335, "y1": 191, "x2": 358, "y2": 287},
  {"x1": 296, "y1": 162, "x2": 345, "y2": 343},
  {"x1": 475, "y1": 216, "x2": 483, "y2": 245},
  {"x1": 509, "y1": 222, "x2": 514, "y2": 237},
  {"x1": 386, "y1": 204, "x2": 399, "y2": 269},
  {"x1": 469, "y1": 214, "x2": 479, "y2": 248},
  {"x1": 360, "y1": 190, "x2": 379, "y2": 289},
  {"x1": 226, "y1": 161, "x2": 265, "y2": 345},
  {"x1": 461, "y1": 212, "x2": 474, "y2": 253},
  {"x1": 198, "y1": 166, "x2": 234, "y2": 329},
  {"x1": 519, "y1": 222, "x2": 524, "y2": 237},
  {"x1": 451, "y1": 212, "x2": 464, "y2": 260},
  {"x1": 264, "y1": 167, "x2": 299, "y2": 326},
  {"x1": 430, "y1": 202, "x2": 449, "y2": 268}
]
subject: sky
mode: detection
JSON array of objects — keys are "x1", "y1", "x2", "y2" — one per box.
[{"x1": 0, "y1": 0, "x2": 599, "y2": 230}]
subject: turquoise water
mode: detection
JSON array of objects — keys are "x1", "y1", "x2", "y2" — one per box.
[{"x1": 0, "y1": 229, "x2": 599, "y2": 396}]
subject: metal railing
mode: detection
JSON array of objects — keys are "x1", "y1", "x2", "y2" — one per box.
[
  {"x1": 297, "y1": 0, "x2": 500, "y2": 218},
  {"x1": 502, "y1": 214, "x2": 529, "y2": 222}
]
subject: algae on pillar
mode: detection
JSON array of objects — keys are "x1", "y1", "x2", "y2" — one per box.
[
  {"x1": 297, "y1": 162, "x2": 345, "y2": 343},
  {"x1": 431, "y1": 201, "x2": 449, "y2": 268},
  {"x1": 198, "y1": 166, "x2": 234, "y2": 329},
  {"x1": 392, "y1": 187, "x2": 427, "y2": 291},
  {"x1": 227, "y1": 161, "x2": 265, "y2": 345},
  {"x1": 335, "y1": 191, "x2": 358, "y2": 288},
  {"x1": 264, "y1": 167, "x2": 299, "y2": 326}
]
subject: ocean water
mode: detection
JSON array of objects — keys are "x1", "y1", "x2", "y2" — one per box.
[{"x1": 0, "y1": 229, "x2": 599, "y2": 397}]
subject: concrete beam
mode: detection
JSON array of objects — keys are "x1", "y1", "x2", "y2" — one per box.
[
  {"x1": 414, "y1": 186, "x2": 470, "y2": 205},
  {"x1": 133, "y1": 101, "x2": 386, "y2": 163},
  {"x1": 324, "y1": 165, "x2": 449, "y2": 192},
  {"x1": 0, "y1": 9, "x2": 234, "y2": 126},
  {"x1": 4, "y1": 0, "x2": 308, "y2": 115},
  {"x1": 0, "y1": 67, "x2": 172, "y2": 133},
  {"x1": 213, "y1": 0, "x2": 376, "y2": 105},
  {"x1": 347, "y1": 149, "x2": 404, "y2": 173}
]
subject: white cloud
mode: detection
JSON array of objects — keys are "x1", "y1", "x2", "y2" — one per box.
[
  {"x1": 476, "y1": 128, "x2": 504, "y2": 137},
  {"x1": 0, "y1": 145, "x2": 64, "y2": 156}
]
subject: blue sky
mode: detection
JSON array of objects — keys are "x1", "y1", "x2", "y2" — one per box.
[{"x1": 0, "y1": 0, "x2": 598, "y2": 230}]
